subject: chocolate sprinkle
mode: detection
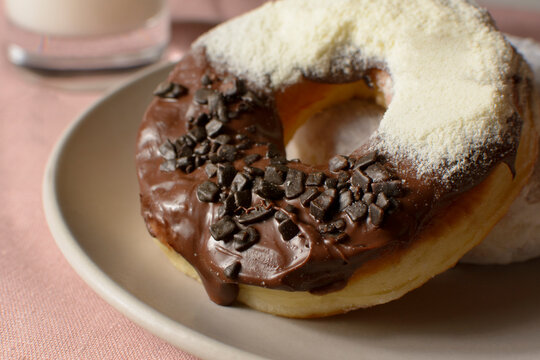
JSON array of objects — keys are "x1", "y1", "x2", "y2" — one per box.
[
  {"x1": 253, "y1": 178, "x2": 285, "y2": 200},
  {"x1": 284, "y1": 168, "x2": 305, "y2": 199},
  {"x1": 338, "y1": 190, "x2": 354, "y2": 211},
  {"x1": 234, "y1": 227, "x2": 259, "y2": 252},
  {"x1": 234, "y1": 190, "x2": 252, "y2": 208},
  {"x1": 278, "y1": 218, "x2": 300, "y2": 240},
  {"x1": 306, "y1": 172, "x2": 326, "y2": 186},
  {"x1": 238, "y1": 206, "x2": 275, "y2": 225},
  {"x1": 369, "y1": 203, "x2": 385, "y2": 227},
  {"x1": 328, "y1": 155, "x2": 349, "y2": 172},
  {"x1": 205, "y1": 163, "x2": 217, "y2": 178},
  {"x1": 345, "y1": 202, "x2": 368, "y2": 222},
  {"x1": 300, "y1": 188, "x2": 320, "y2": 207},
  {"x1": 205, "y1": 119, "x2": 224, "y2": 138},
  {"x1": 362, "y1": 192, "x2": 375, "y2": 205},
  {"x1": 371, "y1": 180, "x2": 403, "y2": 197},
  {"x1": 209, "y1": 216, "x2": 237, "y2": 240},
  {"x1": 217, "y1": 164, "x2": 237, "y2": 187},
  {"x1": 353, "y1": 152, "x2": 377, "y2": 169},
  {"x1": 266, "y1": 143, "x2": 282, "y2": 159},
  {"x1": 264, "y1": 165, "x2": 288, "y2": 185},
  {"x1": 310, "y1": 192, "x2": 335, "y2": 221},
  {"x1": 218, "y1": 194, "x2": 236, "y2": 217},
  {"x1": 375, "y1": 192, "x2": 390, "y2": 210},
  {"x1": 351, "y1": 169, "x2": 371, "y2": 191},
  {"x1": 197, "y1": 181, "x2": 220, "y2": 203},
  {"x1": 224, "y1": 261, "x2": 241, "y2": 279},
  {"x1": 365, "y1": 163, "x2": 392, "y2": 182},
  {"x1": 231, "y1": 173, "x2": 250, "y2": 192},
  {"x1": 193, "y1": 88, "x2": 215, "y2": 104},
  {"x1": 153, "y1": 82, "x2": 188, "y2": 99},
  {"x1": 217, "y1": 144, "x2": 237, "y2": 162}
]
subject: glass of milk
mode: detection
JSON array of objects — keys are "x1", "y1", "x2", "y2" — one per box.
[{"x1": 4, "y1": 0, "x2": 170, "y2": 70}]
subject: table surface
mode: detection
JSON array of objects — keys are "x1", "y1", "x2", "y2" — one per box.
[{"x1": 2, "y1": 1, "x2": 540, "y2": 359}]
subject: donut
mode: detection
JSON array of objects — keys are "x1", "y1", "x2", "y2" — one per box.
[{"x1": 136, "y1": 0, "x2": 539, "y2": 318}]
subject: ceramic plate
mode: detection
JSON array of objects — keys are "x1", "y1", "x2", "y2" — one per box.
[{"x1": 43, "y1": 63, "x2": 540, "y2": 360}]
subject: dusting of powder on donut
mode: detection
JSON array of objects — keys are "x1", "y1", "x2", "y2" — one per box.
[{"x1": 195, "y1": 0, "x2": 521, "y2": 178}]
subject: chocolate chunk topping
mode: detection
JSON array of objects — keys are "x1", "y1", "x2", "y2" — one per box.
[
  {"x1": 176, "y1": 144, "x2": 193, "y2": 158},
  {"x1": 209, "y1": 216, "x2": 237, "y2": 241},
  {"x1": 176, "y1": 156, "x2": 193, "y2": 170},
  {"x1": 234, "y1": 190, "x2": 252, "y2": 208},
  {"x1": 345, "y1": 202, "x2": 368, "y2": 222},
  {"x1": 158, "y1": 140, "x2": 176, "y2": 160},
  {"x1": 371, "y1": 180, "x2": 403, "y2": 197},
  {"x1": 205, "y1": 163, "x2": 217, "y2": 178},
  {"x1": 318, "y1": 219, "x2": 346, "y2": 234},
  {"x1": 231, "y1": 173, "x2": 250, "y2": 192},
  {"x1": 215, "y1": 134, "x2": 232, "y2": 145},
  {"x1": 274, "y1": 210, "x2": 289, "y2": 223},
  {"x1": 201, "y1": 74, "x2": 212, "y2": 86},
  {"x1": 306, "y1": 172, "x2": 326, "y2": 186},
  {"x1": 375, "y1": 192, "x2": 390, "y2": 210},
  {"x1": 207, "y1": 92, "x2": 223, "y2": 114},
  {"x1": 266, "y1": 143, "x2": 282, "y2": 159},
  {"x1": 197, "y1": 181, "x2": 220, "y2": 203},
  {"x1": 224, "y1": 261, "x2": 241, "y2": 279},
  {"x1": 218, "y1": 194, "x2": 237, "y2": 217},
  {"x1": 243, "y1": 153, "x2": 261, "y2": 165},
  {"x1": 243, "y1": 166, "x2": 264, "y2": 178},
  {"x1": 325, "y1": 178, "x2": 338, "y2": 189},
  {"x1": 253, "y1": 178, "x2": 284, "y2": 200},
  {"x1": 194, "y1": 141, "x2": 210, "y2": 155},
  {"x1": 194, "y1": 88, "x2": 215, "y2": 104},
  {"x1": 328, "y1": 155, "x2": 349, "y2": 172},
  {"x1": 310, "y1": 193, "x2": 335, "y2": 221},
  {"x1": 205, "y1": 119, "x2": 224, "y2": 138},
  {"x1": 188, "y1": 126, "x2": 207, "y2": 143},
  {"x1": 300, "y1": 188, "x2": 320, "y2": 207},
  {"x1": 284, "y1": 168, "x2": 305, "y2": 199},
  {"x1": 234, "y1": 227, "x2": 259, "y2": 252},
  {"x1": 264, "y1": 165, "x2": 288, "y2": 185},
  {"x1": 338, "y1": 190, "x2": 354, "y2": 211},
  {"x1": 154, "y1": 82, "x2": 188, "y2": 99},
  {"x1": 278, "y1": 218, "x2": 300, "y2": 240},
  {"x1": 362, "y1": 192, "x2": 375, "y2": 205},
  {"x1": 238, "y1": 206, "x2": 275, "y2": 225},
  {"x1": 365, "y1": 163, "x2": 391, "y2": 182},
  {"x1": 193, "y1": 113, "x2": 209, "y2": 127},
  {"x1": 217, "y1": 164, "x2": 237, "y2": 187},
  {"x1": 351, "y1": 169, "x2": 371, "y2": 191},
  {"x1": 217, "y1": 144, "x2": 237, "y2": 162},
  {"x1": 354, "y1": 152, "x2": 378, "y2": 169},
  {"x1": 369, "y1": 203, "x2": 384, "y2": 227}
]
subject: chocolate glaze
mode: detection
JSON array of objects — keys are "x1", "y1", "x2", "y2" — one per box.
[{"x1": 136, "y1": 47, "x2": 521, "y2": 305}]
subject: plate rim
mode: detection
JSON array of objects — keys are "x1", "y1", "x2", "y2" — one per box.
[{"x1": 41, "y1": 62, "x2": 269, "y2": 360}]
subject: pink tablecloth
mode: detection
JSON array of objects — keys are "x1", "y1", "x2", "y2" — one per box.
[{"x1": 1, "y1": 3, "x2": 539, "y2": 359}]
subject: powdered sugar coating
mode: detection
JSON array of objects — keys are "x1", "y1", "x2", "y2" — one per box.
[{"x1": 196, "y1": 0, "x2": 526, "y2": 176}]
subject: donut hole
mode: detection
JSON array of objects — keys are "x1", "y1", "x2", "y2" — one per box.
[
  {"x1": 285, "y1": 98, "x2": 384, "y2": 166},
  {"x1": 276, "y1": 69, "x2": 391, "y2": 166}
]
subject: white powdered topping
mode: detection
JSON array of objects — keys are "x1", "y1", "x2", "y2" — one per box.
[{"x1": 195, "y1": 0, "x2": 521, "y2": 175}]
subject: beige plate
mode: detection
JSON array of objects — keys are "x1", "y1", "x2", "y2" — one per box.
[{"x1": 43, "y1": 62, "x2": 540, "y2": 360}]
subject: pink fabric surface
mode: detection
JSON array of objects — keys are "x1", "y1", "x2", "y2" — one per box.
[{"x1": 1, "y1": 2, "x2": 539, "y2": 360}]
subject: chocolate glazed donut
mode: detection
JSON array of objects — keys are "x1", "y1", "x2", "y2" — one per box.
[{"x1": 136, "y1": 1, "x2": 539, "y2": 317}]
